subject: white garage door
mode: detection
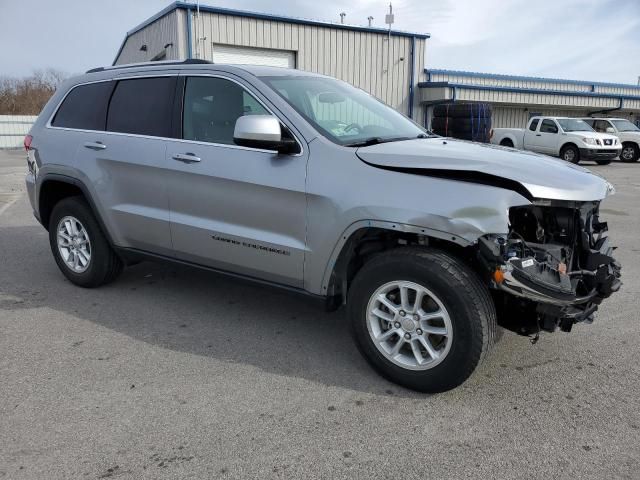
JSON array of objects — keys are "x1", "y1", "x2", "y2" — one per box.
[{"x1": 211, "y1": 44, "x2": 296, "y2": 68}]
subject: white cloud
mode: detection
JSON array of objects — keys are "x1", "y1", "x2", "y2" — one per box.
[{"x1": 1, "y1": 0, "x2": 638, "y2": 83}]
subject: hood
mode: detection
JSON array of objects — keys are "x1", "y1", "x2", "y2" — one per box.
[
  {"x1": 356, "y1": 138, "x2": 613, "y2": 202},
  {"x1": 577, "y1": 131, "x2": 618, "y2": 143}
]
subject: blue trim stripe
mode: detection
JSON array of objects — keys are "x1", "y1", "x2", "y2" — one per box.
[
  {"x1": 425, "y1": 68, "x2": 640, "y2": 92},
  {"x1": 186, "y1": 8, "x2": 192, "y2": 59},
  {"x1": 418, "y1": 81, "x2": 640, "y2": 102},
  {"x1": 408, "y1": 37, "x2": 415, "y2": 118}
]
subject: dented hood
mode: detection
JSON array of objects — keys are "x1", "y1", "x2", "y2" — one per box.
[{"x1": 356, "y1": 138, "x2": 613, "y2": 202}]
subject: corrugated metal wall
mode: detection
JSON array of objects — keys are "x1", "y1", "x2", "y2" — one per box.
[
  {"x1": 190, "y1": 11, "x2": 427, "y2": 120},
  {"x1": 115, "y1": 10, "x2": 187, "y2": 65},
  {"x1": 455, "y1": 87, "x2": 621, "y2": 109},
  {"x1": 429, "y1": 71, "x2": 640, "y2": 97},
  {"x1": 492, "y1": 107, "x2": 593, "y2": 128},
  {"x1": 0, "y1": 115, "x2": 37, "y2": 149}
]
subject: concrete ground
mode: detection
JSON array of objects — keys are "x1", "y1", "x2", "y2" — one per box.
[{"x1": 1, "y1": 149, "x2": 639, "y2": 479}]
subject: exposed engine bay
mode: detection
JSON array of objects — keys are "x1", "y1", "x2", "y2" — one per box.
[{"x1": 478, "y1": 200, "x2": 622, "y2": 336}]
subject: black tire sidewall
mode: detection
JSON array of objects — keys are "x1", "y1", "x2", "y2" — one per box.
[
  {"x1": 621, "y1": 144, "x2": 639, "y2": 163},
  {"x1": 48, "y1": 197, "x2": 114, "y2": 288},
  {"x1": 348, "y1": 250, "x2": 489, "y2": 392},
  {"x1": 561, "y1": 145, "x2": 580, "y2": 164}
]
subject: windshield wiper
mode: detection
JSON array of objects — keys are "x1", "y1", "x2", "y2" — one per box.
[{"x1": 344, "y1": 136, "x2": 413, "y2": 147}]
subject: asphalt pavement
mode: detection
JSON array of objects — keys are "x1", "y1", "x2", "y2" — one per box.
[{"x1": 1, "y1": 149, "x2": 639, "y2": 479}]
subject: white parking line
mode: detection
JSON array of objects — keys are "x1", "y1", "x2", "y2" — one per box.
[{"x1": 0, "y1": 195, "x2": 19, "y2": 217}]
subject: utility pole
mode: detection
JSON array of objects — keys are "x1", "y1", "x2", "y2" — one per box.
[
  {"x1": 384, "y1": 3, "x2": 394, "y2": 73},
  {"x1": 340, "y1": 12, "x2": 346, "y2": 24}
]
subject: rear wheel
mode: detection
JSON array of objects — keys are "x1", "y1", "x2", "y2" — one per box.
[
  {"x1": 621, "y1": 143, "x2": 639, "y2": 163},
  {"x1": 500, "y1": 139, "x2": 514, "y2": 148},
  {"x1": 560, "y1": 145, "x2": 580, "y2": 164},
  {"x1": 49, "y1": 197, "x2": 123, "y2": 287},
  {"x1": 348, "y1": 248, "x2": 496, "y2": 393}
]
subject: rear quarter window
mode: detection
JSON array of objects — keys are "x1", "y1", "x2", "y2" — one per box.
[
  {"x1": 52, "y1": 81, "x2": 114, "y2": 130},
  {"x1": 107, "y1": 77, "x2": 176, "y2": 137}
]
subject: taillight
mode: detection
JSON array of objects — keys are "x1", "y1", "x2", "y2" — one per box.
[{"x1": 24, "y1": 135, "x2": 33, "y2": 151}]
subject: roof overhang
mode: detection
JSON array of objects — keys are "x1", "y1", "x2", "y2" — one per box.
[{"x1": 418, "y1": 81, "x2": 640, "y2": 111}]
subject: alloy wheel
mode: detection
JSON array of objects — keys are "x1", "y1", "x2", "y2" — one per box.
[{"x1": 366, "y1": 281, "x2": 453, "y2": 371}]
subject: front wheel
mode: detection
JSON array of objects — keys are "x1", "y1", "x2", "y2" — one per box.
[
  {"x1": 347, "y1": 248, "x2": 496, "y2": 393},
  {"x1": 596, "y1": 159, "x2": 612, "y2": 165},
  {"x1": 560, "y1": 145, "x2": 580, "y2": 164},
  {"x1": 621, "y1": 143, "x2": 639, "y2": 163}
]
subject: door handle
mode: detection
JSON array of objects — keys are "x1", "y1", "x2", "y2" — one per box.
[
  {"x1": 84, "y1": 141, "x2": 106, "y2": 150},
  {"x1": 536, "y1": 134, "x2": 542, "y2": 137},
  {"x1": 172, "y1": 153, "x2": 201, "y2": 163}
]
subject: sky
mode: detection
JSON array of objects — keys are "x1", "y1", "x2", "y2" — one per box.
[{"x1": 1, "y1": 0, "x2": 639, "y2": 84}]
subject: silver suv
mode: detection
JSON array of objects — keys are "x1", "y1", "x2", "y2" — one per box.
[{"x1": 25, "y1": 60, "x2": 621, "y2": 392}]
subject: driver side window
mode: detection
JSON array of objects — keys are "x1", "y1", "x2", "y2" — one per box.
[
  {"x1": 540, "y1": 119, "x2": 558, "y2": 134},
  {"x1": 183, "y1": 76, "x2": 269, "y2": 145}
]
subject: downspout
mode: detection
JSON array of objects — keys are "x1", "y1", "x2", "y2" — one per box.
[
  {"x1": 186, "y1": 6, "x2": 193, "y2": 59},
  {"x1": 588, "y1": 97, "x2": 623, "y2": 116},
  {"x1": 408, "y1": 36, "x2": 416, "y2": 119}
]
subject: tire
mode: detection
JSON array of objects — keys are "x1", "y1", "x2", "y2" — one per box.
[
  {"x1": 49, "y1": 196, "x2": 123, "y2": 288},
  {"x1": 620, "y1": 143, "x2": 639, "y2": 163},
  {"x1": 433, "y1": 103, "x2": 492, "y2": 119},
  {"x1": 500, "y1": 138, "x2": 514, "y2": 148},
  {"x1": 595, "y1": 160, "x2": 612, "y2": 165},
  {"x1": 560, "y1": 144, "x2": 580, "y2": 164},
  {"x1": 347, "y1": 247, "x2": 496, "y2": 393},
  {"x1": 430, "y1": 117, "x2": 450, "y2": 131},
  {"x1": 450, "y1": 118, "x2": 492, "y2": 130}
]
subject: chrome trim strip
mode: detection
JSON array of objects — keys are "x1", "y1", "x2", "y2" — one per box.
[{"x1": 45, "y1": 72, "x2": 305, "y2": 157}]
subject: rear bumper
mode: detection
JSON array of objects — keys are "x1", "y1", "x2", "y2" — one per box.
[
  {"x1": 579, "y1": 148, "x2": 621, "y2": 160},
  {"x1": 25, "y1": 173, "x2": 41, "y2": 224}
]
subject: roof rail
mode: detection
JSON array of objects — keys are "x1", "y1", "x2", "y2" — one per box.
[{"x1": 86, "y1": 59, "x2": 212, "y2": 74}]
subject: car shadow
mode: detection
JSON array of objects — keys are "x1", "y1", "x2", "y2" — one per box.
[{"x1": 0, "y1": 224, "x2": 435, "y2": 397}]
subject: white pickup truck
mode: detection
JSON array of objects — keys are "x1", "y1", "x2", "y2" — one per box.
[
  {"x1": 582, "y1": 117, "x2": 640, "y2": 163},
  {"x1": 491, "y1": 116, "x2": 621, "y2": 165}
]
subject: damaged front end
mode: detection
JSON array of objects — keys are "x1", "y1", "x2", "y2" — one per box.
[{"x1": 478, "y1": 200, "x2": 622, "y2": 336}]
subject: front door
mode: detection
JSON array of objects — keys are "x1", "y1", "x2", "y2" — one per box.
[
  {"x1": 165, "y1": 74, "x2": 307, "y2": 287},
  {"x1": 533, "y1": 118, "x2": 560, "y2": 154}
]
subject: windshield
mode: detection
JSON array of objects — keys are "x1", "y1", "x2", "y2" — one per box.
[
  {"x1": 557, "y1": 119, "x2": 594, "y2": 132},
  {"x1": 612, "y1": 119, "x2": 640, "y2": 132},
  {"x1": 259, "y1": 75, "x2": 429, "y2": 146}
]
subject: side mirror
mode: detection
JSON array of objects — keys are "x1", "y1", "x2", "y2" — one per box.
[
  {"x1": 233, "y1": 115, "x2": 298, "y2": 154},
  {"x1": 605, "y1": 127, "x2": 615, "y2": 134}
]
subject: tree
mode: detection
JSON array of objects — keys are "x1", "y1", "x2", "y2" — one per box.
[{"x1": 0, "y1": 69, "x2": 68, "y2": 115}]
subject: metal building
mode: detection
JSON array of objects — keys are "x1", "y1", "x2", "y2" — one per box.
[
  {"x1": 420, "y1": 69, "x2": 640, "y2": 129},
  {"x1": 113, "y1": 1, "x2": 430, "y2": 121}
]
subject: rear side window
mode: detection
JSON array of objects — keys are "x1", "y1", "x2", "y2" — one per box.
[
  {"x1": 528, "y1": 119, "x2": 540, "y2": 131},
  {"x1": 107, "y1": 77, "x2": 176, "y2": 137},
  {"x1": 52, "y1": 82, "x2": 113, "y2": 130}
]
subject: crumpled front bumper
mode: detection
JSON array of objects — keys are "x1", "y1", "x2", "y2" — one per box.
[{"x1": 478, "y1": 204, "x2": 622, "y2": 333}]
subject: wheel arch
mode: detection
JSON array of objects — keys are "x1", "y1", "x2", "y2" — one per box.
[
  {"x1": 621, "y1": 140, "x2": 639, "y2": 150},
  {"x1": 321, "y1": 221, "x2": 473, "y2": 310},
  {"x1": 560, "y1": 142, "x2": 579, "y2": 154},
  {"x1": 38, "y1": 174, "x2": 115, "y2": 247}
]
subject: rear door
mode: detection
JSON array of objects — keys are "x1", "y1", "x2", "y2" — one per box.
[
  {"x1": 165, "y1": 73, "x2": 308, "y2": 287},
  {"x1": 88, "y1": 75, "x2": 176, "y2": 254}
]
